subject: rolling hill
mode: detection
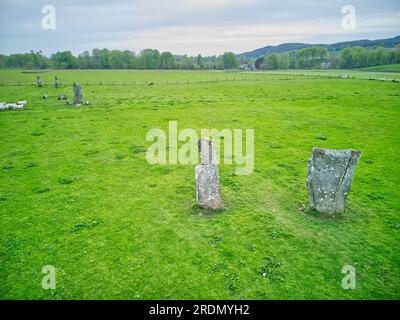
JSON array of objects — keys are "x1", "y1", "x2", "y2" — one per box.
[{"x1": 240, "y1": 35, "x2": 400, "y2": 58}]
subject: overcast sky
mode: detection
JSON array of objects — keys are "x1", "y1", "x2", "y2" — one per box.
[{"x1": 0, "y1": 0, "x2": 399, "y2": 56}]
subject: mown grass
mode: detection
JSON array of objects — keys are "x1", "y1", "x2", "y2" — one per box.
[{"x1": 0, "y1": 69, "x2": 399, "y2": 299}]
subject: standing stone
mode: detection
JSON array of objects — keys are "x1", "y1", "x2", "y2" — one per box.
[
  {"x1": 73, "y1": 82, "x2": 83, "y2": 106},
  {"x1": 195, "y1": 138, "x2": 224, "y2": 210},
  {"x1": 37, "y1": 76, "x2": 42, "y2": 87},
  {"x1": 307, "y1": 147, "x2": 361, "y2": 214},
  {"x1": 55, "y1": 76, "x2": 61, "y2": 87}
]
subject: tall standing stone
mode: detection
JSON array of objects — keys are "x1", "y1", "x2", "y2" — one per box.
[
  {"x1": 307, "y1": 147, "x2": 361, "y2": 214},
  {"x1": 37, "y1": 76, "x2": 42, "y2": 87},
  {"x1": 73, "y1": 82, "x2": 83, "y2": 106},
  {"x1": 195, "y1": 138, "x2": 224, "y2": 210}
]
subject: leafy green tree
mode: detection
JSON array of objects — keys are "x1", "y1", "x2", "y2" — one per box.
[
  {"x1": 100, "y1": 49, "x2": 111, "y2": 68},
  {"x1": 121, "y1": 50, "x2": 138, "y2": 69},
  {"x1": 338, "y1": 48, "x2": 353, "y2": 68},
  {"x1": 78, "y1": 51, "x2": 92, "y2": 68},
  {"x1": 351, "y1": 47, "x2": 367, "y2": 68},
  {"x1": 51, "y1": 51, "x2": 78, "y2": 69},
  {"x1": 109, "y1": 50, "x2": 120, "y2": 68},
  {"x1": 254, "y1": 56, "x2": 264, "y2": 70},
  {"x1": 365, "y1": 47, "x2": 386, "y2": 67},
  {"x1": 0, "y1": 54, "x2": 5, "y2": 67},
  {"x1": 160, "y1": 52, "x2": 176, "y2": 69},
  {"x1": 139, "y1": 49, "x2": 160, "y2": 69},
  {"x1": 262, "y1": 53, "x2": 279, "y2": 69},
  {"x1": 279, "y1": 53, "x2": 291, "y2": 69},
  {"x1": 179, "y1": 55, "x2": 195, "y2": 69},
  {"x1": 389, "y1": 45, "x2": 400, "y2": 64},
  {"x1": 197, "y1": 54, "x2": 203, "y2": 69},
  {"x1": 91, "y1": 49, "x2": 102, "y2": 68},
  {"x1": 222, "y1": 52, "x2": 239, "y2": 69}
]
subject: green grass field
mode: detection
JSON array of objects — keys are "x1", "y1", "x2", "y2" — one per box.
[
  {"x1": 0, "y1": 69, "x2": 399, "y2": 299},
  {"x1": 360, "y1": 63, "x2": 400, "y2": 73}
]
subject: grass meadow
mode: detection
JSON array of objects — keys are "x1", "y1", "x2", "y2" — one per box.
[{"x1": 0, "y1": 69, "x2": 399, "y2": 299}]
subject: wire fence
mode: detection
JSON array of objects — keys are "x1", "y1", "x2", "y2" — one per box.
[{"x1": 0, "y1": 73, "x2": 398, "y2": 87}]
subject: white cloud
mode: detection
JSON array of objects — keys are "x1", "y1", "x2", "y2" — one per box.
[
  {"x1": 100, "y1": 12, "x2": 400, "y2": 55},
  {"x1": 0, "y1": 0, "x2": 399, "y2": 55}
]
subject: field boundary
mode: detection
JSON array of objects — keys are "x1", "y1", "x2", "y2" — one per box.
[{"x1": 0, "y1": 73, "x2": 399, "y2": 87}]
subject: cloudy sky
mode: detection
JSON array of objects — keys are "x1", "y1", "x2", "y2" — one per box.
[{"x1": 0, "y1": 0, "x2": 399, "y2": 56}]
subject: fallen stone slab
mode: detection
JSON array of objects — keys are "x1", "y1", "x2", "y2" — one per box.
[
  {"x1": 6, "y1": 103, "x2": 23, "y2": 110},
  {"x1": 307, "y1": 147, "x2": 361, "y2": 214}
]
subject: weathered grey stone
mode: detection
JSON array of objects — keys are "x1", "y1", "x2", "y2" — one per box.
[
  {"x1": 195, "y1": 138, "x2": 224, "y2": 210},
  {"x1": 198, "y1": 138, "x2": 218, "y2": 165},
  {"x1": 6, "y1": 103, "x2": 23, "y2": 110},
  {"x1": 307, "y1": 147, "x2": 361, "y2": 214},
  {"x1": 55, "y1": 76, "x2": 61, "y2": 87},
  {"x1": 1, "y1": 101, "x2": 25, "y2": 110},
  {"x1": 37, "y1": 76, "x2": 42, "y2": 87},
  {"x1": 58, "y1": 94, "x2": 67, "y2": 100},
  {"x1": 73, "y1": 82, "x2": 83, "y2": 106}
]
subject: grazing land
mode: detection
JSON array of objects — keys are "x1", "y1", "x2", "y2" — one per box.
[
  {"x1": 0, "y1": 69, "x2": 399, "y2": 299},
  {"x1": 360, "y1": 63, "x2": 400, "y2": 73}
]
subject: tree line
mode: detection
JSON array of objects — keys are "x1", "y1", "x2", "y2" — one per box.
[
  {"x1": 1, "y1": 45, "x2": 399, "y2": 70},
  {"x1": 257, "y1": 45, "x2": 400, "y2": 70},
  {"x1": 337, "y1": 46, "x2": 400, "y2": 68},
  {"x1": 0, "y1": 49, "x2": 241, "y2": 70}
]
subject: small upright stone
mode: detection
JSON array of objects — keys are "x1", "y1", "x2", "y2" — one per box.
[
  {"x1": 55, "y1": 76, "x2": 61, "y2": 87},
  {"x1": 73, "y1": 82, "x2": 83, "y2": 106},
  {"x1": 195, "y1": 138, "x2": 224, "y2": 210},
  {"x1": 307, "y1": 147, "x2": 361, "y2": 214},
  {"x1": 37, "y1": 76, "x2": 43, "y2": 87}
]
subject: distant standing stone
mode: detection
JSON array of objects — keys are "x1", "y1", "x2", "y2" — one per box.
[
  {"x1": 55, "y1": 76, "x2": 61, "y2": 87},
  {"x1": 73, "y1": 82, "x2": 83, "y2": 106},
  {"x1": 195, "y1": 138, "x2": 224, "y2": 210},
  {"x1": 37, "y1": 76, "x2": 42, "y2": 87},
  {"x1": 307, "y1": 147, "x2": 361, "y2": 214}
]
